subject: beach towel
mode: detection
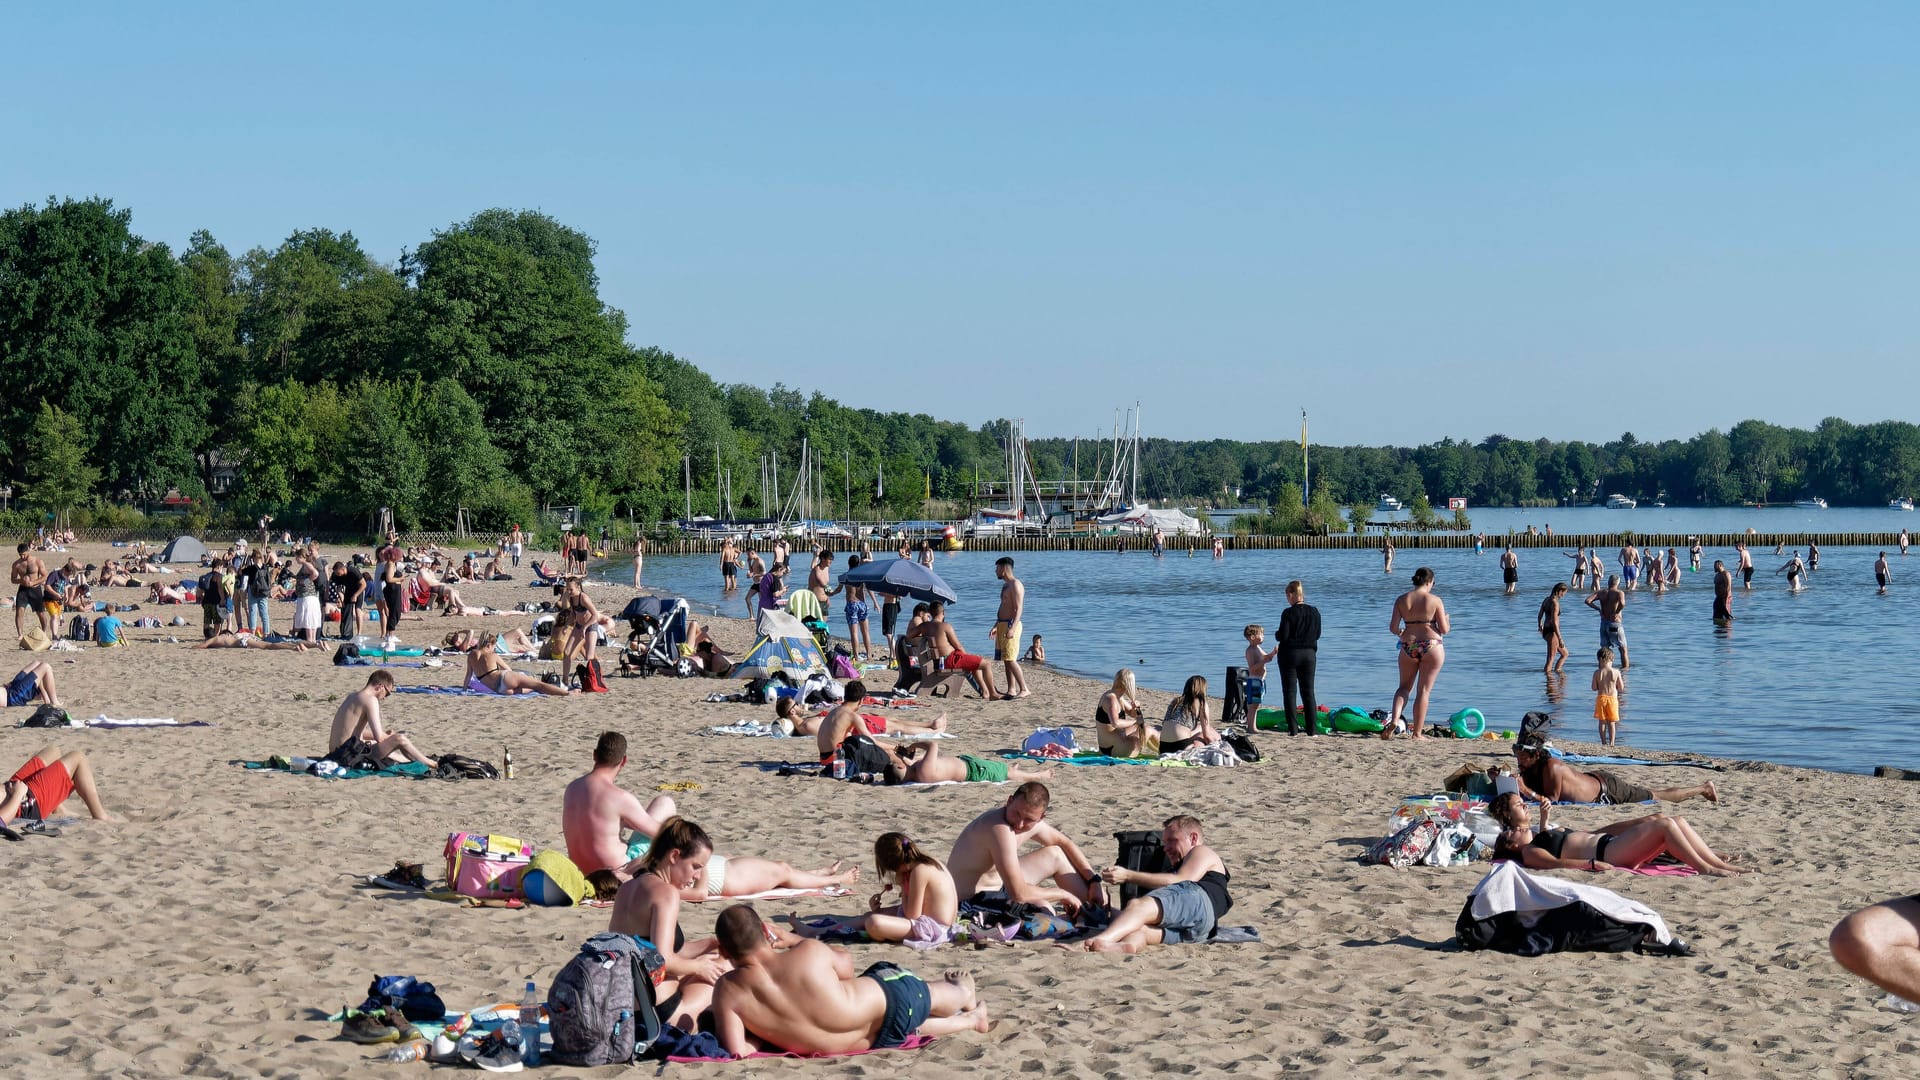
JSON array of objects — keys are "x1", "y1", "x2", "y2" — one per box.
[
  {"x1": 1622, "y1": 862, "x2": 1699, "y2": 877},
  {"x1": 666, "y1": 1035, "x2": 935, "y2": 1063},
  {"x1": 235, "y1": 758, "x2": 432, "y2": 780},
  {"x1": 998, "y1": 751, "x2": 1194, "y2": 768},
  {"x1": 18, "y1": 715, "x2": 213, "y2": 729},
  {"x1": 394, "y1": 685, "x2": 537, "y2": 698},
  {"x1": 701, "y1": 723, "x2": 955, "y2": 740},
  {"x1": 685, "y1": 886, "x2": 853, "y2": 903}
]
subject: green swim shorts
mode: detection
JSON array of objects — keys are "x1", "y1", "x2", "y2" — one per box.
[{"x1": 961, "y1": 755, "x2": 1009, "y2": 784}]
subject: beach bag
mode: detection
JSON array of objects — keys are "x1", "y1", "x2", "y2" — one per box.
[
  {"x1": 1222, "y1": 731, "x2": 1260, "y2": 763},
  {"x1": 363, "y1": 975, "x2": 447, "y2": 1022},
  {"x1": 521, "y1": 849, "x2": 590, "y2": 907},
  {"x1": 444, "y1": 832, "x2": 534, "y2": 899},
  {"x1": 1022, "y1": 727, "x2": 1076, "y2": 754},
  {"x1": 1364, "y1": 818, "x2": 1440, "y2": 869},
  {"x1": 547, "y1": 932, "x2": 666, "y2": 1066},
  {"x1": 23, "y1": 704, "x2": 73, "y2": 728},
  {"x1": 577, "y1": 659, "x2": 610, "y2": 694},
  {"x1": 829, "y1": 652, "x2": 858, "y2": 680},
  {"x1": 1221, "y1": 666, "x2": 1247, "y2": 724},
  {"x1": 836, "y1": 733, "x2": 894, "y2": 779},
  {"x1": 431, "y1": 753, "x2": 500, "y2": 781},
  {"x1": 67, "y1": 614, "x2": 91, "y2": 642},
  {"x1": 1113, "y1": 830, "x2": 1169, "y2": 906}
]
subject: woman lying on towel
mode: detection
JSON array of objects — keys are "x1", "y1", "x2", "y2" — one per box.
[
  {"x1": 444, "y1": 627, "x2": 538, "y2": 657},
  {"x1": 462, "y1": 633, "x2": 575, "y2": 696},
  {"x1": 1488, "y1": 792, "x2": 1751, "y2": 877}
]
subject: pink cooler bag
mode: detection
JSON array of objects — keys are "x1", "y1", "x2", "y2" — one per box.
[{"x1": 445, "y1": 832, "x2": 534, "y2": 899}]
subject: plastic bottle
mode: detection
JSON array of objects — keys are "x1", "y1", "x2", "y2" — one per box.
[
  {"x1": 503, "y1": 745, "x2": 514, "y2": 781},
  {"x1": 519, "y1": 980, "x2": 541, "y2": 1065},
  {"x1": 1885, "y1": 992, "x2": 1920, "y2": 1013},
  {"x1": 289, "y1": 756, "x2": 315, "y2": 771},
  {"x1": 384, "y1": 1040, "x2": 428, "y2": 1063},
  {"x1": 497, "y1": 1019, "x2": 524, "y2": 1062}
]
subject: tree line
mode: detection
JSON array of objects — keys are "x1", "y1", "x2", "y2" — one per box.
[{"x1": 2, "y1": 197, "x2": 1913, "y2": 538}]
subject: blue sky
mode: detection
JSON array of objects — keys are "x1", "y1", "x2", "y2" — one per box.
[{"x1": 5, "y1": 5, "x2": 1916, "y2": 445}]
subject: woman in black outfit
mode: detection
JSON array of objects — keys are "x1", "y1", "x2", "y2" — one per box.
[{"x1": 1274, "y1": 579, "x2": 1321, "y2": 735}]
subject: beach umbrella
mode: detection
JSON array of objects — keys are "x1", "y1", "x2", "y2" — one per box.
[{"x1": 841, "y1": 556, "x2": 958, "y2": 605}]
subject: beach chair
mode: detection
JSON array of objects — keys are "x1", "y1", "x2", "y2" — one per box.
[{"x1": 903, "y1": 637, "x2": 972, "y2": 700}]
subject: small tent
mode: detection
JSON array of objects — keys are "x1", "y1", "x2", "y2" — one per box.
[
  {"x1": 737, "y1": 606, "x2": 827, "y2": 681},
  {"x1": 159, "y1": 535, "x2": 208, "y2": 563}
]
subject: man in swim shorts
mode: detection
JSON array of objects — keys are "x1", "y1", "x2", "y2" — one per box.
[
  {"x1": 1585, "y1": 574, "x2": 1629, "y2": 670},
  {"x1": 327, "y1": 671, "x2": 434, "y2": 769},
  {"x1": 562, "y1": 731, "x2": 678, "y2": 878},
  {"x1": 904, "y1": 603, "x2": 1001, "y2": 700},
  {"x1": 947, "y1": 782, "x2": 1104, "y2": 916},
  {"x1": 1712, "y1": 560, "x2": 1735, "y2": 622},
  {"x1": 991, "y1": 557, "x2": 1029, "y2": 698},
  {"x1": 709, "y1": 904, "x2": 988, "y2": 1057},
  {"x1": 1736, "y1": 542, "x2": 1754, "y2": 590},
  {"x1": 1500, "y1": 544, "x2": 1519, "y2": 595},
  {"x1": 0, "y1": 745, "x2": 115, "y2": 826},
  {"x1": 191, "y1": 629, "x2": 314, "y2": 652},
  {"x1": 814, "y1": 681, "x2": 949, "y2": 763},
  {"x1": 11, "y1": 542, "x2": 50, "y2": 640},
  {"x1": 1877, "y1": 551, "x2": 1891, "y2": 595},
  {"x1": 3, "y1": 660, "x2": 60, "y2": 710},
  {"x1": 1084, "y1": 815, "x2": 1231, "y2": 953},
  {"x1": 888, "y1": 741, "x2": 1053, "y2": 785},
  {"x1": 1511, "y1": 739, "x2": 1717, "y2": 805}
]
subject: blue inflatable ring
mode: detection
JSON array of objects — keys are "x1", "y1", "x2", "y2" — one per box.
[{"x1": 1450, "y1": 707, "x2": 1487, "y2": 739}]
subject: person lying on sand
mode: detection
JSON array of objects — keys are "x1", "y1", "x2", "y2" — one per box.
[
  {"x1": 1081, "y1": 815, "x2": 1230, "y2": 953},
  {"x1": 463, "y1": 635, "x2": 575, "y2": 696},
  {"x1": 326, "y1": 671, "x2": 434, "y2": 768},
  {"x1": 813, "y1": 681, "x2": 947, "y2": 763},
  {"x1": 443, "y1": 627, "x2": 538, "y2": 656},
  {"x1": 710, "y1": 903, "x2": 989, "y2": 1058},
  {"x1": 192, "y1": 629, "x2": 315, "y2": 652},
  {"x1": 1511, "y1": 738, "x2": 1718, "y2": 805},
  {"x1": 436, "y1": 587, "x2": 491, "y2": 616},
  {"x1": 1831, "y1": 897, "x2": 1920, "y2": 1006},
  {"x1": 0, "y1": 745, "x2": 115, "y2": 826},
  {"x1": 1487, "y1": 792, "x2": 1750, "y2": 877},
  {"x1": 947, "y1": 783, "x2": 1104, "y2": 917},
  {"x1": 5, "y1": 660, "x2": 62, "y2": 709},
  {"x1": 148, "y1": 581, "x2": 188, "y2": 604},
  {"x1": 562, "y1": 731, "x2": 679, "y2": 878},
  {"x1": 884, "y1": 741, "x2": 1052, "y2": 786}
]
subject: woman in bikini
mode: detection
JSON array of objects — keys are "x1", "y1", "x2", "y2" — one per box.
[
  {"x1": 1387, "y1": 566, "x2": 1449, "y2": 739},
  {"x1": 444, "y1": 627, "x2": 538, "y2": 656},
  {"x1": 462, "y1": 633, "x2": 575, "y2": 696},
  {"x1": 1095, "y1": 668, "x2": 1152, "y2": 757},
  {"x1": 608, "y1": 818, "x2": 731, "y2": 1028},
  {"x1": 1158, "y1": 675, "x2": 1219, "y2": 754},
  {"x1": 1488, "y1": 792, "x2": 1750, "y2": 877},
  {"x1": 1537, "y1": 582, "x2": 1568, "y2": 674}
]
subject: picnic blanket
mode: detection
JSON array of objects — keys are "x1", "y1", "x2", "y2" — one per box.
[
  {"x1": 702, "y1": 722, "x2": 956, "y2": 740},
  {"x1": 235, "y1": 758, "x2": 432, "y2": 780}
]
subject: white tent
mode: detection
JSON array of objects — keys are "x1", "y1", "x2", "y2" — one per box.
[{"x1": 1097, "y1": 507, "x2": 1209, "y2": 537}]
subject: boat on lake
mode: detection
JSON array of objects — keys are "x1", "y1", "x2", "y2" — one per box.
[
  {"x1": 1891, "y1": 497, "x2": 1914, "y2": 511},
  {"x1": 1795, "y1": 497, "x2": 1829, "y2": 510},
  {"x1": 1605, "y1": 494, "x2": 1637, "y2": 509},
  {"x1": 1375, "y1": 494, "x2": 1403, "y2": 513}
]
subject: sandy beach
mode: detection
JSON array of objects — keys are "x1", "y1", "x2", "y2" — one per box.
[{"x1": 5, "y1": 542, "x2": 1916, "y2": 1078}]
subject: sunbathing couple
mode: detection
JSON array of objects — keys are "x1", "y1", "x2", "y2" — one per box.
[{"x1": 602, "y1": 814, "x2": 984, "y2": 1055}]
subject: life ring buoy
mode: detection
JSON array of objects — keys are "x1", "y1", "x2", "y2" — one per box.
[{"x1": 1450, "y1": 707, "x2": 1486, "y2": 739}]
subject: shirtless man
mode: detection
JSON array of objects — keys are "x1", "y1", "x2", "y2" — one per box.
[
  {"x1": 1877, "y1": 551, "x2": 1892, "y2": 595},
  {"x1": 1712, "y1": 560, "x2": 1735, "y2": 623},
  {"x1": 720, "y1": 537, "x2": 739, "y2": 590},
  {"x1": 4, "y1": 660, "x2": 62, "y2": 709},
  {"x1": 1619, "y1": 544, "x2": 1640, "y2": 592},
  {"x1": 561, "y1": 731, "x2": 679, "y2": 877},
  {"x1": 709, "y1": 904, "x2": 988, "y2": 1058},
  {"x1": 807, "y1": 550, "x2": 833, "y2": 616},
  {"x1": 1499, "y1": 544, "x2": 1519, "y2": 595},
  {"x1": 1381, "y1": 535, "x2": 1395, "y2": 574},
  {"x1": 813, "y1": 681, "x2": 947, "y2": 764},
  {"x1": 1511, "y1": 738, "x2": 1716, "y2": 805},
  {"x1": 893, "y1": 740, "x2": 1051, "y2": 785},
  {"x1": 327, "y1": 671, "x2": 434, "y2": 767},
  {"x1": 11, "y1": 543, "x2": 49, "y2": 638},
  {"x1": 947, "y1": 783, "x2": 1104, "y2": 915},
  {"x1": 1736, "y1": 542, "x2": 1755, "y2": 591},
  {"x1": 0, "y1": 744, "x2": 115, "y2": 827},
  {"x1": 1585, "y1": 574, "x2": 1629, "y2": 670},
  {"x1": 905, "y1": 602, "x2": 1000, "y2": 700},
  {"x1": 991, "y1": 557, "x2": 1029, "y2": 698},
  {"x1": 192, "y1": 629, "x2": 314, "y2": 652},
  {"x1": 1083, "y1": 815, "x2": 1231, "y2": 953}
]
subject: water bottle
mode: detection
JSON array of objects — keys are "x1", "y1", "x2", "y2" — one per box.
[
  {"x1": 1885, "y1": 992, "x2": 1920, "y2": 1013},
  {"x1": 288, "y1": 756, "x2": 315, "y2": 772},
  {"x1": 384, "y1": 1039, "x2": 427, "y2": 1062},
  {"x1": 830, "y1": 754, "x2": 849, "y2": 781},
  {"x1": 519, "y1": 980, "x2": 541, "y2": 1065},
  {"x1": 498, "y1": 1019, "x2": 523, "y2": 1060}
]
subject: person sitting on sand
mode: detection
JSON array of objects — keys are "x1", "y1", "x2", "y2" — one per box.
[
  {"x1": 904, "y1": 602, "x2": 1001, "y2": 700},
  {"x1": 1831, "y1": 897, "x2": 1920, "y2": 1007},
  {"x1": 608, "y1": 817, "x2": 731, "y2": 1028},
  {"x1": 947, "y1": 782, "x2": 1105, "y2": 916},
  {"x1": 1486, "y1": 792, "x2": 1749, "y2": 877},
  {"x1": 863, "y1": 832, "x2": 961, "y2": 946},
  {"x1": 1157, "y1": 675, "x2": 1220, "y2": 754},
  {"x1": 710, "y1": 903, "x2": 989, "y2": 1058},
  {"x1": 5, "y1": 660, "x2": 62, "y2": 709},
  {"x1": 464, "y1": 633, "x2": 576, "y2": 696},
  {"x1": 1082, "y1": 815, "x2": 1231, "y2": 953},
  {"x1": 688, "y1": 622, "x2": 735, "y2": 676},
  {"x1": 327, "y1": 671, "x2": 435, "y2": 769},
  {"x1": 148, "y1": 581, "x2": 188, "y2": 604},
  {"x1": 887, "y1": 741, "x2": 1053, "y2": 786},
  {"x1": 814, "y1": 681, "x2": 949, "y2": 764},
  {"x1": 1020, "y1": 634, "x2": 1045, "y2": 664},
  {"x1": 562, "y1": 731, "x2": 680, "y2": 878},
  {"x1": 1094, "y1": 669, "x2": 1153, "y2": 757},
  {"x1": 191, "y1": 629, "x2": 315, "y2": 652},
  {"x1": 1511, "y1": 738, "x2": 1718, "y2": 805},
  {"x1": 0, "y1": 745, "x2": 115, "y2": 827},
  {"x1": 436, "y1": 586, "x2": 490, "y2": 616}
]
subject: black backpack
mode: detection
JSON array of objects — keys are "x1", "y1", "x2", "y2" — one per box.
[
  {"x1": 1112, "y1": 830, "x2": 1169, "y2": 906},
  {"x1": 431, "y1": 753, "x2": 500, "y2": 781},
  {"x1": 547, "y1": 932, "x2": 665, "y2": 1066},
  {"x1": 1222, "y1": 730, "x2": 1260, "y2": 763},
  {"x1": 1520, "y1": 711, "x2": 1553, "y2": 743},
  {"x1": 23, "y1": 704, "x2": 72, "y2": 728},
  {"x1": 836, "y1": 733, "x2": 894, "y2": 780},
  {"x1": 67, "y1": 614, "x2": 91, "y2": 642}
]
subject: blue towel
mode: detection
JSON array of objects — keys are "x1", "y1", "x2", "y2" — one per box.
[{"x1": 1554, "y1": 750, "x2": 1721, "y2": 770}]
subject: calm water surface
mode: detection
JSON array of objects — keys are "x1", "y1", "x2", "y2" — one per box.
[{"x1": 614, "y1": 531, "x2": 1919, "y2": 774}]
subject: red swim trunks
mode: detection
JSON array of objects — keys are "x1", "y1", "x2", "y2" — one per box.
[
  {"x1": 944, "y1": 652, "x2": 984, "y2": 673},
  {"x1": 863, "y1": 715, "x2": 889, "y2": 735},
  {"x1": 9, "y1": 756, "x2": 72, "y2": 821}
]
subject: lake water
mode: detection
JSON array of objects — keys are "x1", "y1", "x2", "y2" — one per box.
[
  {"x1": 1381, "y1": 503, "x2": 1917, "y2": 538},
  {"x1": 608, "y1": 520, "x2": 1920, "y2": 775}
]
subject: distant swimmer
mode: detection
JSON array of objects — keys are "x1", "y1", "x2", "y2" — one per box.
[
  {"x1": 1619, "y1": 544, "x2": 1639, "y2": 592},
  {"x1": 1566, "y1": 547, "x2": 1586, "y2": 590},
  {"x1": 1382, "y1": 535, "x2": 1395, "y2": 574},
  {"x1": 1902, "y1": 529, "x2": 1911, "y2": 557},
  {"x1": 1777, "y1": 551, "x2": 1806, "y2": 592},
  {"x1": 1808, "y1": 541, "x2": 1821, "y2": 572},
  {"x1": 1736, "y1": 542, "x2": 1755, "y2": 591},
  {"x1": 1877, "y1": 551, "x2": 1891, "y2": 595},
  {"x1": 1538, "y1": 583, "x2": 1568, "y2": 673},
  {"x1": 1212, "y1": 537, "x2": 1224, "y2": 559},
  {"x1": 1689, "y1": 539, "x2": 1703, "y2": 573},
  {"x1": 1588, "y1": 550, "x2": 1604, "y2": 593},
  {"x1": 1500, "y1": 543, "x2": 1519, "y2": 595},
  {"x1": 1712, "y1": 560, "x2": 1734, "y2": 623},
  {"x1": 1666, "y1": 547, "x2": 1681, "y2": 588}
]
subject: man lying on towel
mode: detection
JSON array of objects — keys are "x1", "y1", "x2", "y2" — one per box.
[
  {"x1": 948, "y1": 783, "x2": 1105, "y2": 917},
  {"x1": 868, "y1": 740, "x2": 1053, "y2": 786},
  {"x1": 710, "y1": 903, "x2": 990, "y2": 1058},
  {"x1": 1512, "y1": 738, "x2": 1718, "y2": 805},
  {"x1": 192, "y1": 629, "x2": 317, "y2": 653},
  {"x1": 326, "y1": 671, "x2": 435, "y2": 769},
  {"x1": 811, "y1": 681, "x2": 947, "y2": 764}
]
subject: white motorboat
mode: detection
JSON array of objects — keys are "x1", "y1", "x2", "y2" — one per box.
[
  {"x1": 1604, "y1": 494, "x2": 1637, "y2": 509},
  {"x1": 1375, "y1": 494, "x2": 1403, "y2": 513},
  {"x1": 1891, "y1": 497, "x2": 1914, "y2": 511},
  {"x1": 1795, "y1": 497, "x2": 1829, "y2": 510}
]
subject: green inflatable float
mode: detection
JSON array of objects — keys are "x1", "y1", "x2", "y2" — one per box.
[{"x1": 1254, "y1": 705, "x2": 1385, "y2": 734}]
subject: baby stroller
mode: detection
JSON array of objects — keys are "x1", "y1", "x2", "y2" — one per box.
[{"x1": 617, "y1": 596, "x2": 693, "y2": 677}]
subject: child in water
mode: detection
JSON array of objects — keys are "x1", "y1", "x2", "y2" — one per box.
[
  {"x1": 1592, "y1": 647, "x2": 1625, "y2": 746},
  {"x1": 1243, "y1": 624, "x2": 1278, "y2": 715},
  {"x1": 1020, "y1": 634, "x2": 1046, "y2": 664}
]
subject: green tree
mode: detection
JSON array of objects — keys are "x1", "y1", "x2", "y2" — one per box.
[
  {"x1": 1408, "y1": 493, "x2": 1438, "y2": 528},
  {"x1": 25, "y1": 402, "x2": 99, "y2": 512}
]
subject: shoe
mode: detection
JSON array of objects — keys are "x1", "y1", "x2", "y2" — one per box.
[
  {"x1": 461, "y1": 1028, "x2": 525, "y2": 1073},
  {"x1": 341, "y1": 1007, "x2": 400, "y2": 1044}
]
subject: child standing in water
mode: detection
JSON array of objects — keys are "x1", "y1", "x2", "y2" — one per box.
[
  {"x1": 1592, "y1": 647, "x2": 1624, "y2": 746},
  {"x1": 1242, "y1": 624, "x2": 1278, "y2": 716}
]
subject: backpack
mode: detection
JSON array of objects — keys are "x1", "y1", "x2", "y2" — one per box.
[
  {"x1": 432, "y1": 753, "x2": 501, "y2": 781},
  {"x1": 546, "y1": 932, "x2": 666, "y2": 1066},
  {"x1": 23, "y1": 704, "x2": 73, "y2": 728},
  {"x1": 67, "y1": 614, "x2": 91, "y2": 642},
  {"x1": 836, "y1": 733, "x2": 894, "y2": 779},
  {"x1": 1364, "y1": 817, "x2": 1441, "y2": 869},
  {"x1": 1222, "y1": 730, "x2": 1260, "y2": 763},
  {"x1": 576, "y1": 659, "x2": 610, "y2": 694},
  {"x1": 829, "y1": 653, "x2": 859, "y2": 680},
  {"x1": 1112, "y1": 830, "x2": 1169, "y2": 906},
  {"x1": 333, "y1": 643, "x2": 361, "y2": 666},
  {"x1": 1520, "y1": 711, "x2": 1553, "y2": 742}
]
